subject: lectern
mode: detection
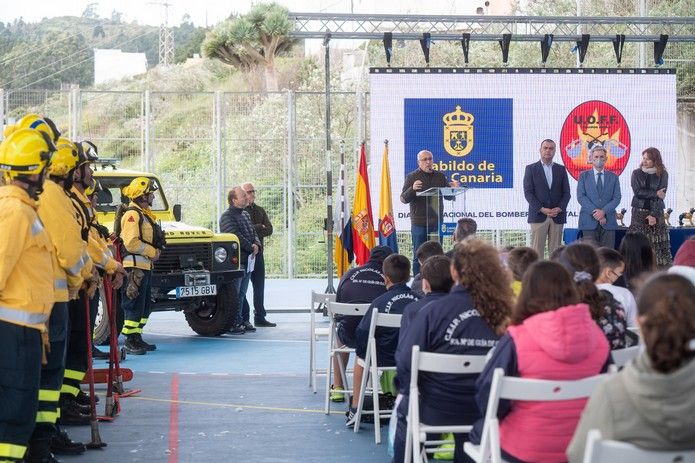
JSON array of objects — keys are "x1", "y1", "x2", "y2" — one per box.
[{"x1": 416, "y1": 186, "x2": 468, "y2": 242}]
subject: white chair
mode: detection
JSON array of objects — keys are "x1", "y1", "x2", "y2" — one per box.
[
  {"x1": 324, "y1": 301, "x2": 370, "y2": 415},
  {"x1": 406, "y1": 345, "x2": 488, "y2": 463},
  {"x1": 611, "y1": 345, "x2": 642, "y2": 368},
  {"x1": 583, "y1": 429, "x2": 695, "y2": 463},
  {"x1": 353, "y1": 310, "x2": 402, "y2": 444},
  {"x1": 309, "y1": 291, "x2": 336, "y2": 392},
  {"x1": 464, "y1": 368, "x2": 613, "y2": 463}
]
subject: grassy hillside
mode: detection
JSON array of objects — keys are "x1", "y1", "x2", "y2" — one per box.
[{"x1": 0, "y1": 15, "x2": 206, "y2": 89}]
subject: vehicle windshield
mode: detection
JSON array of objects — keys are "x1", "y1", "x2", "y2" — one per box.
[{"x1": 93, "y1": 176, "x2": 168, "y2": 213}]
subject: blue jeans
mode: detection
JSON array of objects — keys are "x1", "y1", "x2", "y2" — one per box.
[
  {"x1": 411, "y1": 224, "x2": 439, "y2": 275},
  {"x1": 233, "y1": 270, "x2": 252, "y2": 324}
]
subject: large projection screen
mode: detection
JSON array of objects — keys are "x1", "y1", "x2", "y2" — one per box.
[{"x1": 369, "y1": 68, "x2": 677, "y2": 230}]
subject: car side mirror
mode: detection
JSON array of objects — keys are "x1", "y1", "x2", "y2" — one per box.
[{"x1": 173, "y1": 204, "x2": 182, "y2": 222}]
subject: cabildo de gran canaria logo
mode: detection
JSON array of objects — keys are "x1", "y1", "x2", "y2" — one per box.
[
  {"x1": 443, "y1": 105, "x2": 474, "y2": 157},
  {"x1": 404, "y1": 98, "x2": 513, "y2": 189}
]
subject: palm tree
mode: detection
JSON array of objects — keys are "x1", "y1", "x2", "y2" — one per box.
[{"x1": 202, "y1": 3, "x2": 294, "y2": 92}]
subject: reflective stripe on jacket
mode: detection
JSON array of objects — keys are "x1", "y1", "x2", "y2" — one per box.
[
  {"x1": 37, "y1": 180, "x2": 88, "y2": 300},
  {"x1": 0, "y1": 186, "x2": 54, "y2": 330},
  {"x1": 72, "y1": 187, "x2": 119, "y2": 275},
  {"x1": 120, "y1": 202, "x2": 157, "y2": 270}
]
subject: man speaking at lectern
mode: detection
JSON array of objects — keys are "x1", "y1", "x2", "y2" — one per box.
[{"x1": 401, "y1": 149, "x2": 460, "y2": 274}]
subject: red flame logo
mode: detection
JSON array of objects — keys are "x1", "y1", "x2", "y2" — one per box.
[{"x1": 559, "y1": 100, "x2": 631, "y2": 180}]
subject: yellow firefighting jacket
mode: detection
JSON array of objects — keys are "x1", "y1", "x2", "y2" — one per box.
[
  {"x1": 71, "y1": 187, "x2": 119, "y2": 275},
  {"x1": 66, "y1": 186, "x2": 94, "y2": 282},
  {"x1": 37, "y1": 179, "x2": 90, "y2": 301},
  {"x1": 0, "y1": 185, "x2": 54, "y2": 331},
  {"x1": 120, "y1": 202, "x2": 158, "y2": 270}
]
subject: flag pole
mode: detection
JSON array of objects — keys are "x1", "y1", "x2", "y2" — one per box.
[
  {"x1": 338, "y1": 140, "x2": 346, "y2": 277},
  {"x1": 324, "y1": 32, "x2": 335, "y2": 293}
]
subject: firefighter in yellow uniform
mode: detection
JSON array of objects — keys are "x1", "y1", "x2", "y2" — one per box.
[
  {"x1": 0, "y1": 129, "x2": 55, "y2": 463},
  {"x1": 71, "y1": 141, "x2": 126, "y2": 360},
  {"x1": 57, "y1": 139, "x2": 103, "y2": 426},
  {"x1": 117, "y1": 177, "x2": 165, "y2": 355},
  {"x1": 36, "y1": 137, "x2": 95, "y2": 440}
]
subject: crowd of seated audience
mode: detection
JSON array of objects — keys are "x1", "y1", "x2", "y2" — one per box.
[{"x1": 327, "y1": 229, "x2": 695, "y2": 463}]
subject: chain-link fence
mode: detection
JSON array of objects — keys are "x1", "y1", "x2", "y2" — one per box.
[{"x1": 1, "y1": 84, "x2": 694, "y2": 277}]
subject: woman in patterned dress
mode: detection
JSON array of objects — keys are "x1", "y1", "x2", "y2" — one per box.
[{"x1": 628, "y1": 147, "x2": 672, "y2": 267}]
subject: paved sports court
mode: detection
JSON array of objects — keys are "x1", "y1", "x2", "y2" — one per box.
[{"x1": 61, "y1": 280, "x2": 393, "y2": 462}]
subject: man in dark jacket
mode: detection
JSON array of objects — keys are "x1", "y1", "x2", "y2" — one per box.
[
  {"x1": 401, "y1": 149, "x2": 460, "y2": 274},
  {"x1": 346, "y1": 254, "x2": 419, "y2": 424},
  {"x1": 523, "y1": 139, "x2": 571, "y2": 257},
  {"x1": 220, "y1": 186, "x2": 260, "y2": 334},
  {"x1": 241, "y1": 182, "x2": 275, "y2": 328},
  {"x1": 330, "y1": 245, "x2": 393, "y2": 401}
]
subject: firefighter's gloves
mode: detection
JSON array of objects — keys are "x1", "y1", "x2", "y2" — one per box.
[{"x1": 125, "y1": 268, "x2": 145, "y2": 300}]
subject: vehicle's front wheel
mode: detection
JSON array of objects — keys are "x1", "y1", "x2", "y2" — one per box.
[
  {"x1": 93, "y1": 284, "x2": 124, "y2": 346},
  {"x1": 184, "y1": 283, "x2": 239, "y2": 336}
]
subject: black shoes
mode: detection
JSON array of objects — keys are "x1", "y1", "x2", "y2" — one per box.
[
  {"x1": 57, "y1": 398, "x2": 90, "y2": 426},
  {"x1": 75, "y1": 389, "x2": 98, "y2": 405},
  {"x1": 51, "y1": 431, "x2": 85, "y2": 455},
  {"x1": 124, "y1": 336, "x2": 146, "y2": 355},
  {"x1": 91, "y1": 346, "x2": 109, "y2": 360},
  {"x1": 228, "y1": 324, "x2": 246, "y2": 334},
  {"x1": 25, "y1": 437, "x2": 59, "y2": 463},
  {"x1": 242, "y1": 321, "x2": 257, "y2": 332},
  {"x1": 135, "y1": 334, "x2": 157, "y2": 351},
  {"x1": 254, "y1": 318, "x2": 277, "y2": 327}
]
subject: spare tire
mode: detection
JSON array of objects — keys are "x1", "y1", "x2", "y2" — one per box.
[{"x1": 184, "y1": 283, "x2": 238, "y2": 336}]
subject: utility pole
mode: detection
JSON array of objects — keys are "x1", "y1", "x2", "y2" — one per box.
[{"x1": 150, "y1": 1, "x2": 175, "y2": 66}]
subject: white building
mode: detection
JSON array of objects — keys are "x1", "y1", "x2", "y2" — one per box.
[{"x1": 93, "y1": 48, "x2": 148, "y2": 85}]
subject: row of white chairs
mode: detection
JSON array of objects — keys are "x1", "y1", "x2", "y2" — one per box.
[{"x1": 307, "y1": 291, "x2": 668, "y2": 462}]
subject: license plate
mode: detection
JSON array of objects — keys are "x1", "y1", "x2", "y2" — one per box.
[{"x1": 176, "y1": 284, "x2": 217, "y2": 298}]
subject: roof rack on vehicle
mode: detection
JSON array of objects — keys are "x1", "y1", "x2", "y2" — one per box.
[{"x1": 94, "y1": 157, "x2": 119, "y2": 170}]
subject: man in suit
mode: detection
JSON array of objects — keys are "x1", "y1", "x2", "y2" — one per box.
[
  {"x1": 523, "y1": 139, "x2": 571, "y2": 257},
  {"x1": 577, "y1": 145, "x2": 622, "y2": 248}
]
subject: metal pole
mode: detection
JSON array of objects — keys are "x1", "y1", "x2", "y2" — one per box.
[
  {"x1": 140, "y1": 92, "x2": 145, "y2": 165},
  {"x1": 70, "y1": 87, "x2": 79, "y2": 140},
  {"x1": 144, "y1": 90, "x2": 151, "y2": 172},
  {"x1": 639, "y1": 0, "x2": 647, "y2": 67},
  {"x1": 287, "y1": 90, "x2": 295, "y2": 279},
  {"x1": 324, "y1": 33, "x2": 335, "y2": 293},
  {"x1": 215, "y1": 91, "x2": 223, "y2": 232},
  {"x1": 0, "y1": 89, "x2": 4, "y2": 140},
  {"x1": 575, "y1": 0, "x2": 582, "y2": 68}
]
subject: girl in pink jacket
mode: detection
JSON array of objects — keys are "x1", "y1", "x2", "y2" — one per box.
[{"x1": 470, "y1": 261, "x2": 611, "y2": 463}]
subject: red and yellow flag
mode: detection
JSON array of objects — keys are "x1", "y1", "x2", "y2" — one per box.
[
  {"x1": 378, "y1": 141, "x2": 398, "y2": 253},
  {"x1": 351, "y1": 143, "x2": 375, "y2": 265}
]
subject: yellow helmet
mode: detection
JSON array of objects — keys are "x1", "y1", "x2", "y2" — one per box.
[
  {"x1": 0, "y1": 128, "x2": 55, "y2": 182},
  {"x1": 3, "y1": 114, "x2": 61, "y2": 142},
  {"x1": 123, "y1": 176, "x2": 158, "y2": 200},
  {"x1": 48, "y1": 137, "x2": 79, "y2": 178},
  {"x1": 76, "y1": 140, "x2": 99, "y2": 167}
]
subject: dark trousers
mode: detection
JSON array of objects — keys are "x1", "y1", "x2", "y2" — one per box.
[
  {"x1": 0, "y1": 320, "x2": 42, "y2": 462},
  {"x1": 392, "y1": 396, "x2": 472, "y2": 463},
  {"x1": 581, "y1": 226, "x2": 616, "y2": 249},
  {"x1": 234, "y1": 271, "x2": 252, "y2": 324},
  {"x1": 63, "y1": 294, "x2": 88, "y2": 397},
  {"x1": 121, "y1": 269, "x2": 152, "y2": 336},
  {"x1": 243, "y1": 251, "x2": 267, "y2": 321},
  {"x1": 411, "y1": 224, "x2": 439, "y2": 275},
  {"x1": 33, "y1": 303, "x2": 68, "y2": 439}
]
